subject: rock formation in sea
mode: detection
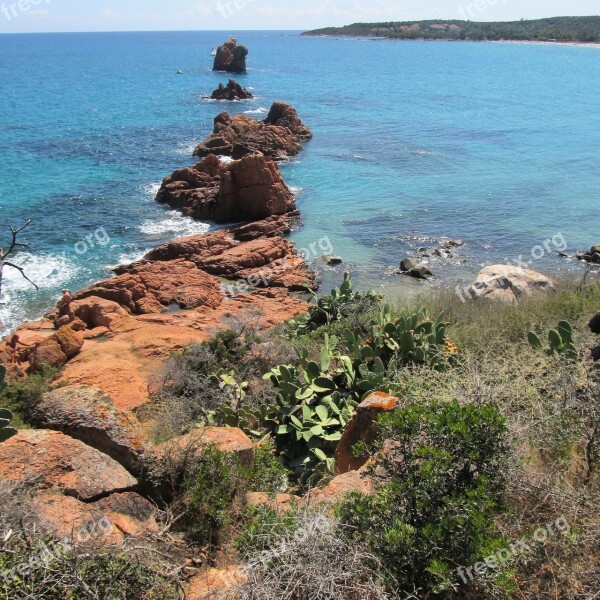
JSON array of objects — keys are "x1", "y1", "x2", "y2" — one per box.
[
  {"x1": 213, "y1": 38, "x2": 248, "y2": 73},
  {"x1": 210, "y1": 79, "x2": 253, "y2": 100},
  {"x1": 193, "y1": 101, "x2": 312, "y2": 160},
  {"x1": 156, "y1": 152, "x2": 296, "y2": 223}
]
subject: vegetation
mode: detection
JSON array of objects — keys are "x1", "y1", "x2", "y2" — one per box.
[
  {"x1": 5, "y1": 274, "x2": 597, "y2": 598},
  {"x1": 303, "y1": 16, "x2": 600, "y2": 43},
  {"x1": 338, "y1": 400, "x2": 509, "y2": 597},
  {"x1": 0, "y1": 482, "x2": 182, "y2": 600}
]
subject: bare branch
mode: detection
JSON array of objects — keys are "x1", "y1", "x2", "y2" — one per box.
[
  {"x1": 4, "y1": 262, "x2": 39, "y2": 291},
  {"x1": 0, "y1": 220, "x2": 38, "y2": 296}
]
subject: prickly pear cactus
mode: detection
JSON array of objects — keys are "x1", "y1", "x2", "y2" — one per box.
[{"x1": 528, "y1": 321, "x2": 577, "y2": 360}]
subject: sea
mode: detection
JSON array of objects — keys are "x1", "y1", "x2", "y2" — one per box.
[{"x1": 0, "y1": 31, "x2": 599, "y2": 335}]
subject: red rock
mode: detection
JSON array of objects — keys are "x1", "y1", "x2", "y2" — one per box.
[
  {"x1": 29, "y1": 338, "x2": 68, "y2": 372},
  {"x1": 33, "y1": 491, "x2": 157, "y2": 545},
  {"x1": 0, "y1": 430, "x2": 137, "y2": 501},
  {"x1": 211, "y1": 78, "x2": 253, "y2": 100},
  {"x1": 265, "y1": 101, "x2": 313, "y2": 141},
  {"x1": 193, "y1": 102, "x2": 311, "y2": 161},
  {"x1": 74, "y1": 259, "x2": 223, "y2": 315},
  {"x1": 213, "y1": 38, "x2": 248, "y2": 73},
  {"x1": 28, "y1": 385, "x2": 150, "y2": 477},
  {"x1": 335, "y1": 392, "x2": 400, "y2": 474},
  {"x1": 188, "y1": 566, "x2": 246, "y2": 599},
  {"x1": 157, "y1": 153, "x2": 296, "y2": 224},
  {"x1": 71, "y1": 296, "x2": 129, "y2": 329},
  {"x1": 309, "y1": 471, "x2": 374, "y2": 505},
  {"x1": 158, "y1": 427, "x2": 254, "y2": 466},
  {"x1": 54, "y1": 325, "x2": 84, "y2": 359}
]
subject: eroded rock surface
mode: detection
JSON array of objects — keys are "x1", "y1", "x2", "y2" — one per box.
[
  {"x1": 211, "y1": 79, "x2": 253, "y2": 100},
  {"x1": 213, "y1": 38, "x2": 248, "y2": 73}
]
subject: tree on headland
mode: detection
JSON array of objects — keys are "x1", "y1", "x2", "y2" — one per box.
[{"x1": 0, "y1": 221, "x2": 38, "y2": 298}]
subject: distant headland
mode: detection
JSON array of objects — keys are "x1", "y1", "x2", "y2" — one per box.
[{"x1": 302, "y1": 16, "x2": 600, "y2": 44}]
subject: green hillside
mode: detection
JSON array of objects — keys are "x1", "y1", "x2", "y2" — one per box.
[{"x1": 303, "y1": 16, "x2": 600, "y2": 43}]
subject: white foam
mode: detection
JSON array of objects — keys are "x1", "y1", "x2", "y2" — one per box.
[
  {"x1": 244, "y1": 107, "x2": 268, "y2": 115},
  {"x1": 0, "y1": 252, "x2": 79, "y2": 336},
  {"x1": 289, "y1": 186, "x2": 303, "y2": 195},
  {"x1": 139, "y1": 214, "x2": 211, "y2": 238},
  {"x1": 143, "y1": 182, "x2": 162, "y2": 197},
  {"x1": 218, "y1": 155, "x2": 235, "y2": 164},
  {"x1": 175, "y1": 141, "x2": 198, "y2": 156}
]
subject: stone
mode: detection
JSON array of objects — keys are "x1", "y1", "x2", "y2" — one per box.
[
  {"x1": 335, "y1": 392, "x2": 400, "y2": 474},
  {"x1": 158, "y1": 427, "x2": 254, "y2": 467},
  {"x1": 471, "y1": 265, "x2": 554, "y2": 303},
  {"x1": 210, "y1": 79, "x2": 253, "y2": 101},
  {"x1": 33, "y1": 491, "x2": 158, "y2": 544},
  {"x1": 156, "y1": 153, "x2": 296, "y2": 223},
  {"x1": 213, "y1": 38, "x2": 248, "y2": 73},
  {"x1": 74, "y1": 259, "x2": 223, "y2": 315},
  {"x1": 322, "y1": 255, "x2": 342, "y2": 265},
  {"x1": 192, "y1": 102, "x2": 312, "y2": 161},
  {"x1": 591, "y1": 252, "x2": 600, "y2": 264},
  {"x1": 591, "y1": 244, "x2": 600, "y2": 254},
  {"x1": 408, "y1": 266, "x2": 433, "y2": 280},
  {"x1": 400, "y1": 258, "x2": 419, "y2": 272},
  {"x1": 188, "y1": 566, "x2": 246, "y2": 599},
  {"x1": 29, "y1": 338, "x2": 68, "y2": 372},
  {"x1": 54, "y1": 325, "x2": 84, "y2": 359},
  {"x1": 309, "y1": 471, "x2": 374, "y2": 505},
  {"x1": 0, "y1": 430, "x2": 137, "y2": 501},
  {"x1": 28, "y1": 385, "x2": 150, "y2": 477},
  {"x1": 71, "y1": 296, "x2": 129, "y2": 329}
]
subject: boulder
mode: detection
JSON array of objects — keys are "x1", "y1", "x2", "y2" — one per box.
[
  {"x1": 53, "y1": 325, "x2": 84, "y2": 359},
  {"x1": 335, "y1": 391, "x2": 400, "y2": 474},
  {"x1": 156, "y1": 153, "x2": 296, "y2": 224},
  {"x1": 71, "y1": 296, "x2": 129, "y2": 329},
  {"x1": 193, "y1": 102, "x2": 311, "y2": 160},
  {"x1": 158, "y1": 427, "x2": 254, "y2": 467},
  {"x1": 210, "y1": 79, "x2": 253, "y2": 101},
  {"x1": 0, "y1": 430, "x2": 137, "y2": 501},
  {"x1": 28, "y1": 385, "x2": 150, "y2": 477},
  {"x1": 33, "y1": 491, "x2": 158, "y2": 544},
  {"x1": 309, "y1": 470, "x2": 374, "y2": 505},
  {"x1": 74, "y1": 258, "x2": 223, "y2": 315},
  {"x1": 29, "y1": 338, "x2": 68, "y2": 372},
  {"x1": 322, "y1": 255, "x2": 342, "y2": 265},
  {"x1": 471, "y1": 265, "x2": 554, "y2": 302},
  {"x1": 213, "y1": 38, "x2": 248, "y2": 73},
  {"x1": 400, "y1": 258, "x2": 419, "y2": 272}
]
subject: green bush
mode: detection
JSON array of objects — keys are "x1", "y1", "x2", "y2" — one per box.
[
  {"x1": 337, "y1": 400, "x2": 509, "y2": 597},
  {"x1": 183, "y1": 443, "x2": 288, "y2": 546}
]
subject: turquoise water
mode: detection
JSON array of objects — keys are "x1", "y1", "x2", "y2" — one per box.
[{"x1": 1, "y1": 31, "x2": 599, "y2": 334}]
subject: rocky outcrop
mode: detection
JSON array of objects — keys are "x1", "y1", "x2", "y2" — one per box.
[
  {"x1": 29, "y1": 386, "x2": 150, "y2": 477},
  {"x1": 74, "y1": 258, "x2": 223, "y2": 315},
  {"x1": 264, "y1": 101, "x2": 313, "y2": 142},
  {"x1": 470, "y1": 265, "x2": 554, "y2": 302},
  {"x1": 0, "y1": 429, "x2": 157, "y2": 544},
  {"x1": 210, "y1": 79, "x2": 253, "y2": 100},
  {"x1": 335, "y1": 392, "x2": 400, "y2": 474},
  {"x1": 575, "y1": 244, "x2": 600, "y2": 265},
  {"x1": 29, "y1": 324, "x2": 84, "y2": 372},
  {"x1": 0, "y1": 429, "x2": 137, "y2": 501},
  {"x1": 156, "y1": 153, "x2": 296, "y2": 223},
  {"x1": 193, "y1": 102, "x2": 312, "y2": 160},
  {"x1": 143, "y1": 218, "x2": 316, "y2": 292},
  {"x1": 399, "y1": 258, "x2": 433, "y2": 280},
  {"x1": 213, "y1": 38, "x2": 248, "y2": 73}
]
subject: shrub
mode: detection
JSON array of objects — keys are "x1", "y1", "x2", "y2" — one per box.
[
  {"x1": 337, "y1": 400, "x2": 509, "y2": 597},
  {"x1": 182, "y1": 443, "x2": 288, "y2": 547},
  {"x1": 237, "y1": 506, "x2": 391, "y2": 600}
]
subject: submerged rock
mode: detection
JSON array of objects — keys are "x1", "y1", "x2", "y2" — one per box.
[
  {"x1": 193, "y1": 102, "x2": 312, "y2": 160},
  {"x1": 322, "y1": 255, "x2": 342, "y2": 265},
  {"x1": 213, "y1": 38, "x2": 248, "y2": 73},
  {"x1": 210, "y1": 78, "x2": 253, "y2": 100}
]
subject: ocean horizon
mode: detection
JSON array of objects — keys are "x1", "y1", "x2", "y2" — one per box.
[{"x1": 1, "y1": 30, "x2": 599, "y2": 335}]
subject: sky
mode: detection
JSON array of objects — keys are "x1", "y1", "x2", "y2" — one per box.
[{"x1": 0, "y1": 0, "x2": 598, "y2": 34}]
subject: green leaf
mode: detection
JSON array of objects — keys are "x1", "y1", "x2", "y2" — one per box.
[
  {"x1": 315, "y1": 405, "x2": 329, "y2": 421},
  {"x1": 528, "y1": 331, "x2": 543, "y2": 349}
]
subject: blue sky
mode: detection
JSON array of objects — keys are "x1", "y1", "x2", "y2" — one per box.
[{"x1": 0, "y1": 0, "x2": 598, "y2": 33}]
